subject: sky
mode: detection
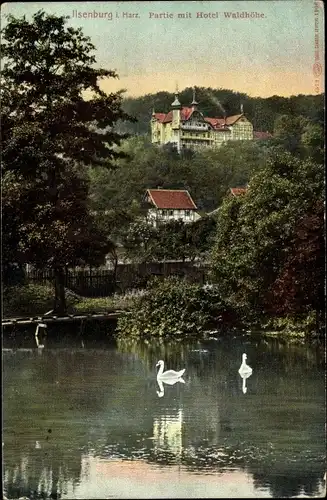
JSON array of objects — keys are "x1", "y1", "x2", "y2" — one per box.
[{"x1": 1, "y1": 1, "x2": 324, "y2": 98}]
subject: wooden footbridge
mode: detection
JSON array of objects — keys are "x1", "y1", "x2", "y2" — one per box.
[{"x1": 2, "y1": 311, "x2": 127, "y2": 328}]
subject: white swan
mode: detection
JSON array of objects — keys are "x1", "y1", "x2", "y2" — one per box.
[
  {"x1": 238, "y1": 353, "x2": 252, "y2": 376},
  {"x1": 35, "y1": 323, "x2": 47, "y2": 349},
  {"x1": 156, "y1": 377, "x2": 185, "y2": 398},
  {"x1": 238, "y1": 353, "x2": 252, "y2": 393},
  {"x1": 156, "y1": 360, "x2": 185, "y2": 380}
]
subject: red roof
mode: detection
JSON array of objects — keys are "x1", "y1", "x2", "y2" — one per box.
[
  {"x1": 153, "y1": 113, "x2": 166, "y2": 122},
  {"x1": 146, "y1": 189, "x2": 197, "y2": 210},
  {"x1": 205, "y1": 117, "x2": 226, "y2": 129},
  {"x1": 153, "y1": 109, "x2": 244, "y2": 128},
  {"x1": 162, "y1": 111, "x2": 173, "y2": 123},
  {"x1": 181, "y1": 107, "x2": 194, "y2": 121},
  {"x1": 230, "y1": 187, "x2": 247, "y2": 196},
  {"x1": 254, "y1": 131, "x2": 273, "y2": 140},
  {"x1": 154, "y1": 107, "x2": 195, "y2": 124},
  {"x1": 225, "y1": 114, "x2": 243, "y2": 125}
]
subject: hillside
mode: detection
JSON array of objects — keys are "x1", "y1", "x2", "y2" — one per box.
[{"x1": 118, "y1": 87, "x2": 324, "y2": 136}]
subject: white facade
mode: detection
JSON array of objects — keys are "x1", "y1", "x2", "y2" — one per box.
[{"x1": 147, "y1": 207, "x2": 200, "y2": 227}]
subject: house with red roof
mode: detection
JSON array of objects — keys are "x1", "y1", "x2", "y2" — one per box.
[
  {"x1": 230, "y1": 187, "x2": 247, "y2": 197},
  {"x1": 144, "y1": 189, "x2": 200, "y2": 227},
  {"x1": 206, "y1": 186, "x2": 248, "y2": 217},
  {"x1": 151, "y1": 88, "x2": 253, "y2": 152}
]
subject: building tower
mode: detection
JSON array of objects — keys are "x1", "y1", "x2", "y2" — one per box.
[
  {"x1": 171, "y1": 89, "x2": 182, "y2": 151},
  {"x1": 191, "y1": 86, "x2": 198, "y2": 111}
]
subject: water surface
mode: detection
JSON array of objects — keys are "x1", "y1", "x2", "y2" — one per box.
[{"x1": 3, "y1": 334, "x2": 326, "y2": 498}]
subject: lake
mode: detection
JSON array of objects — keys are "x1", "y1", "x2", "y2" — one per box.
[{"x1": 3, "y1": 332, "x2": 326, "y2": 499}]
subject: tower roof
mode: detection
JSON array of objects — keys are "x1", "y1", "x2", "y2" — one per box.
[
  {"x1": 191, "y1": 87, "x2": 198, "y2": 106},
  {"x1": 171, "y1": 94, "x2": 181, "y2": 108}
]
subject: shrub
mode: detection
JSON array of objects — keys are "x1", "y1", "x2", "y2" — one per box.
[
  {"x1": 116, "y1": 276, "x2": 229, "y2": 339},
  {"x1": 3, "y1": 283, "x2": 56, "y2": 317},
  {"x1": 262, "y1": 310, "x2": 323, "y2": 339}
]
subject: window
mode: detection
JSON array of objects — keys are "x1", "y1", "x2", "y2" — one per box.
[
  {"x1": 169, "y1": 210, "x2": 173, "y2": 216},
  {"x1": 185, "y1": 210, "x2": 190, "y2": 217}
]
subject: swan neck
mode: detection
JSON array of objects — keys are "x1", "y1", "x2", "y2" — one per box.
[
  {"x1": 157, "y1": 379, "x2": 164, "y2": 393},
  {"x1": 157, "y1": 362, "x2": 164, "y2": 377}
]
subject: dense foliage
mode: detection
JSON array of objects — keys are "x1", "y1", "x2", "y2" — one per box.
[
  {"x1": 210, "y1": 152, "x2": 324, "y2": 330},
  {"x1": 120, "y1": 217, "x2": 216, "y2": 263},
  {"x1": 1, "y1": 11, "x2": 131, "y2": 312},
  {"x1": 116, "y1": 277, "x2": 233, "y2": 339},
  {"x1": 118, "y1": 86, "x2": 324, "y2": 136},
  {"x1": 89, "y1": 135, "x2": 268, "y2": 215}
]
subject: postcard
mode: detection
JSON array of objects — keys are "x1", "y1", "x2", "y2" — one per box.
[{"x1": 2, "y1": 1, "x2": 325, "y2": 499}]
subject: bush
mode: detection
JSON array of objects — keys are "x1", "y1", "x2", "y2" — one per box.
[
  {"x1": 3, "y1": 283, "x2": 56, "y2": 317},
  {"x1": 116, "y1": 276, "x2": 229, "y2": 339},
  {"x1": 262, "y1": 310, "x2": 324, "y2": 339}
]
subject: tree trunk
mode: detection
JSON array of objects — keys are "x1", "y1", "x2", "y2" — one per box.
[
  {"x1": 53, "y1": 266, "x2": 67, "y2": 314},
  {"x1": 112, "y1": 249, "x2": 118, "y2": 282}
]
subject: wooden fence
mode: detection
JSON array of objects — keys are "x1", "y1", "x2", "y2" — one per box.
[{"x1": 26, "y1": 261, "x2": 209, "y2": 297}]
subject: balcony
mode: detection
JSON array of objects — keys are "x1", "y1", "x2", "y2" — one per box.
[{"x1": 181, "y1": 124, "x2": 209, "y2": 131}]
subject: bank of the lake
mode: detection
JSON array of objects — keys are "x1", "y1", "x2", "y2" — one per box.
[{"x1": 3, "y1": 281, "x2": 324, "y2": 345}]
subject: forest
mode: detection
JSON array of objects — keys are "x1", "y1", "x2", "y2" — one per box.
[{"x1": 117, "y1": 87, "x2": 324, "y2": 136}]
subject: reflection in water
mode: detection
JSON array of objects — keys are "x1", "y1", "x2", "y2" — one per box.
[
  {"x1": 35, "y1": 323, "x2": 47, "y2": 349},
  {"x1": 3, "y1": 337, "x2": 326, "y2": 499},
  {"x1": 153, "y1": 409, "x2": 184, "y2": 457},
  {"x1": 240, "y1": 371, "x2": 252, "y2": 394},
  {"x1": 156, "y1": 377, "x2": 185, "y2": 398}
]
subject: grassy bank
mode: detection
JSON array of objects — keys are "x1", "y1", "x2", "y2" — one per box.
[
  {"x1": 3, "y1": 284, "x2": 323, "y2": 345},
  {"x1": 2, "y1": 284, "x2": 134, "y2": 318}
]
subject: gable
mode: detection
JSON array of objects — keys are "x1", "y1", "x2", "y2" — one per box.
[{"x1": 146, "y1": 189, "x2": 197, "y2": 210}]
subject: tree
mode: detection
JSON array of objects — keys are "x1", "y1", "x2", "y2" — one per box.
[
  {"x1": 267, "y1": 201, "x2": 324, "y2": 317},
  {"x1": 300, "y1": 122, "x2": 324, "y2": 163},
  {"x1": 272, "y1": 114, "x2": 324, "y2": 162},
  {"x1": 185, "y1": 216, "x2": 217, "y2": 262},
  {"x1": 273, "y1": 115, "x2": 308, "y2": 154},
  {"x1": 210, "y1": 152, "x2": 324, "y2": 319},
  {"x1": 1, "y1": 11, "x2": 132, "y2": 312},
  {"x1": 155, "y1": 220, "x2": 189, "y2": 262},
  {"x1": 121, "y1": 221, "x2": 158, "y2": 263}
]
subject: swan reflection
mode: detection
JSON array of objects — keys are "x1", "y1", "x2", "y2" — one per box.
[
  {"x1": 156, "y1": 377, "x2": 185, "y2": 398},
  {"x1": 238, "y1": 353, "x2": 253, "y2": 394},
  {"x1": 240, "y1": 372, "x2": 252, "y2": 393}
]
